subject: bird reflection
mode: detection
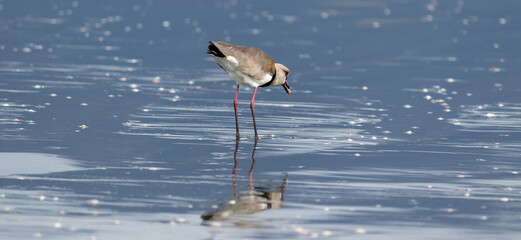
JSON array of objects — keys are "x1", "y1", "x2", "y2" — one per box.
[{"x1": 201, "y1": 139, "x2": 288, "y2": 228}]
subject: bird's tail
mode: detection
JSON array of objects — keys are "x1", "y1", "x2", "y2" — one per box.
[{"x1": 207, "y1": 41, "x2": 225, "y2": 58}]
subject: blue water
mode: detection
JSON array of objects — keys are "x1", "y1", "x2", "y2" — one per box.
[{"x1": 1, "y1": 1, "x2": 520, "y2": 239}]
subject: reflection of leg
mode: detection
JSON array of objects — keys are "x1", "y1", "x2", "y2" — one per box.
[
  {"x1": 234, "y1": 84, "x2": 240, "y2": 138},
  {"x1": 248, "y1": 138, "x2": 258, "y2": 192},
  {"x1": 250, "y1": 87, "x2": 259, "y2": 139},
  {"x1": 232, "y1": 139, "x2": 239, "y2": 197},
  {"x1": 280, "y1": 172, "x2": 289, "y2": 201}
]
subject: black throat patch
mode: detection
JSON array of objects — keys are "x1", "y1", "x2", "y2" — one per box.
[{"x1": 259, "y1": 69, "x2": 277, "y2": 88}]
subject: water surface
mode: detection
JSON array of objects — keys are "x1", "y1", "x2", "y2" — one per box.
[{"x1": 1, "y1": 0, "x2": 520, "y2": 239}]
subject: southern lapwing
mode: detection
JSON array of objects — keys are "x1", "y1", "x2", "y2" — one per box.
[{"x1": 206, "y1": 41, "x2": 291, "y2": 139}]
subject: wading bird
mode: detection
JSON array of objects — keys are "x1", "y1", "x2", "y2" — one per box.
[{"x1": 207, "y1": 41, "x2": 291, "y2": 139}]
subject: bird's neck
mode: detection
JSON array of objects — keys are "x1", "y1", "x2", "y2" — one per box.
[{"x1": 259, "y1": 69, "x2": 277, "y2": 88}]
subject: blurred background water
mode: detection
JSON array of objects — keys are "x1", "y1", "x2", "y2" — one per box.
[{"x1": 1, "y1": 0, "x2": 520, "y2": 239}]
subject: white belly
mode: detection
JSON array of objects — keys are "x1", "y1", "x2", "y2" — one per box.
[{"x1": 213, "y1": 56, "x2": 272, "y2": 87}]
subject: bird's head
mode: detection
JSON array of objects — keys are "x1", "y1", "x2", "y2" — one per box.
[{"x1": 275, "y1": 63, "x2": 291, "y2": 95}]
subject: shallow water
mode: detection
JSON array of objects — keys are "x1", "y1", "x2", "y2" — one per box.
[{"x1": 1, "y1": 0, "x2": 520, "y2": 239}]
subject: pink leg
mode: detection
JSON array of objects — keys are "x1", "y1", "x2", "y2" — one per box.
[
  {"x1": 232, "y1": 139, "x2": 239, "y2": 197},
  {"x1": 250, "y1": 87, "x2": 259, "y2": 139},
  {"x1": 234, "y1": 84, "x2": 240, "y2": 138}
]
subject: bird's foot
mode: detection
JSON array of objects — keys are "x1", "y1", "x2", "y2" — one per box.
[{"x1": 248, "y1": 135, "x2": 260, "y2": 140}]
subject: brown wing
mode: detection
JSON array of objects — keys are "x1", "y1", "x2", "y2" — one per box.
[{"x1": 211, "y1": 41, "x2": 276, "y2": 80}]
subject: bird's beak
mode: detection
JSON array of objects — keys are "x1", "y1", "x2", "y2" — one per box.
[{"x1": 282, "y1": 81, "x2": 291, "y2": 95}]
